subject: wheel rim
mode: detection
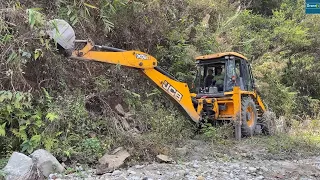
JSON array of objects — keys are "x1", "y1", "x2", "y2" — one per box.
[{"x1": 246, "y1": 106, "x2": 255, "y2": 127}]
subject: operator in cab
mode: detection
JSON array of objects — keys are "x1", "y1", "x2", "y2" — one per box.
[
  {"x1": 204, "y1": 69, "x2": 214, "y2": 87},
  {"x1": 213, "y1": 67, "x2": 224, "y2": 91}
]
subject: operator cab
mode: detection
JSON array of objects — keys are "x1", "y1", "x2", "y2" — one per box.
[{"x1": 194, "y1": 52, "x2": 255, "y2": 98}]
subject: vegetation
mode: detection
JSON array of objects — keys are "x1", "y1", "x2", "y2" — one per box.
[
  {"x1": 0, "y1": 0, "x2": 319, "y2": 166},
  {"x1": 246, "y1": 117, "x2": 320, "y2": 159}
]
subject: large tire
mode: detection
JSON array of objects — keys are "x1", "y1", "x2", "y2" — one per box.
[
  {"x1": 241, "y1": 97, "x2": 258, "y2": 137},
  {"x1": 260, "y1": 111, "x2": 276, "y2": 135}
]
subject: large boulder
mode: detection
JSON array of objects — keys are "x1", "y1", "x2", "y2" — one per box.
[
  {"x1": 2, "y1": 152, "x2": 42, "y2": 180},
  {"x1": 96, "y1": 147, "x2": 130, "y2": 174},
  {"x1": 156, "y1": 154, "x2": 174, "y2": 163},
  {"x1": 29, "y1": 149, "x2": 65, "y2": 177},
  {"x1": 120, "y1": 117, "x2": 130, "y2": 130},
  {"x1": 115, "y1": 104, "x2": 126, "y2": 116}
]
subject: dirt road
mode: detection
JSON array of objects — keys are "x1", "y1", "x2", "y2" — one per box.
[{"x1": 55, "y1": 139, "x2": 320, "y2": 180}]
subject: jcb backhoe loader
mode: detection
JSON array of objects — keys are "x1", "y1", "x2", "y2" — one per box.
[{"x1": 47, "y1": 19, "x2": 276, "y2": 140}]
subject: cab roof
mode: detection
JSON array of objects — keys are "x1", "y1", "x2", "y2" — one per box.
[{"x1": 195, "y1": 52, "x2": 248, "y2": 61}]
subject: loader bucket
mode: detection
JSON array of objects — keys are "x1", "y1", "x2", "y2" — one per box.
[{"x1": 46, "y1": 19, "x2": 75, "y2": 51}]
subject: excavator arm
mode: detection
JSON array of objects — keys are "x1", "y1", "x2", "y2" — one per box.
[{"x1": 69, "y1": 40, "x2": 201, "y2": 123}]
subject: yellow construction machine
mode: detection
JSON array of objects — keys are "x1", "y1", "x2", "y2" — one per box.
[{"x1": 47, "y1": 19, "x2": 276, "y2": 140}]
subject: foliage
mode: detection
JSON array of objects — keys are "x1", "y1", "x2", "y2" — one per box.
[
  {"x1": 248, "y1": 0, "x2": 283, "y2": 16},
  {"x1": 199, "y1": 123, "x2": 234, "y2": 145},
  {"x1": 58, "y1": 1, "x2": 99, "y2": 26},
  {"x1": 26, "y1": 8, "x2": 45, "y2": 28},
  {"x1": 58, "y1": 0, "x2": 127, "y2": 33},
  {"x1": 220, "y1": 0, "x2": 320, "y2": 118},
  {"x1": 0, "y1": 90, "x2": 60, "y2": 155},
  {"x1": 139, "y1": 99, "x2": 196, "y2": 144},
  {"x1": 0, "y1": 88, "x2": 118, "y2": 163},
  {"x1": 266, "y1": 135, "x2": 320, "y2": 155},
  {"x1": 75, "y1": 138, "x2": 104, "y2": 163},
  {"x1": 0, "y1": 158, "x2": 7, "y2": 169},
  {"x1": 0, "y1": 170, "x2": 4, "y2": 180},
  {"x1": 265, "y1": 118, "x2": 320, "y2": 157},
  {"x1": 124, "y1": 89, "x2": 142, "y2": 110},
  {"x1": 0, "y1": 158, "x2": 7, "y2": 179}
]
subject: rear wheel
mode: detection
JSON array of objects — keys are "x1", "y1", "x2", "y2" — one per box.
[
  {"x1": 241, "y1": 97, "x2": 257, "y2": 137},
  {"x1": 260, "y1": 111, "x2": 276, "y2": 135}
]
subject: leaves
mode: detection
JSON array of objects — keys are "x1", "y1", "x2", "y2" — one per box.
[
  {"x1": 34, "y1": 49, "x2": 43, "y2": 60},
  {"x1": 20, "y1": 135, "x2": 42, "y2": 154},
  {"x1": 1, "y1": 34, "x2": 14, "y2": 44},
  {"x1": 101, "y1": 17, "x2": 115, "y2": 33},
  {"x1": 6, "y1": 91, "x2": 12, "y2": 101},
  {"x1": 26, "y1": 8, "x2": 44, "y2": 28},
  {"x1": 61, "y1": 0, "x2": 123, "y2": 32},
  {"x1": 44, "y1": 137, "x2": 58, "y2": 151},
  {"x1": 21, "y1": 51, "x2": 31, "y2": 59},
  {"x1": 21, "y1": 140, "x2": 34, "y2": 154},
  {"x1": 83, "y1": 3, "x2": 98, "y2": 9},
  {"x1": 0, "y1": 90, "x2": 60, "y2": 154},
  {"x1": 31, "y1": 134, "x2": 41, "y2": 144},
  {"x1": 7, "y1": 51, "x2": 18, "y2": 63},
  {"x1": 0, "y1": 123, "x2": 6, "y2": 136},
  {"x1": 46, "y1": 112, "x2": 59, "y2": 122}
]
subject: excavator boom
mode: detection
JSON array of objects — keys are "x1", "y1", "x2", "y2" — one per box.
[{"x1": 69, "y1": 40, "x2": 201, "y2": 123}]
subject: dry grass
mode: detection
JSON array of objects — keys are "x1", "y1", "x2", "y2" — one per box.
[
  {"x1": 193, "y1": 115, "x2": 320, "y2": 161},
  {"x1": 239, "y1": 116, "x2": 320, "y2": 160}
]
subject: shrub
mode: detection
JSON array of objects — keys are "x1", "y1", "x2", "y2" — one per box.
[
  {"x1": 199, "y1": 123, "x2": 234, "y2": 145},
  {"x1": 0, "y1": 89, "x2": 60, "y2": 155}
]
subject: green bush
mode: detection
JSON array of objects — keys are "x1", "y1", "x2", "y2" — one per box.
[
  {"x1": 199, "y1": 123, "x2": 234, "y2": 145},
  {"x1": 139, "y1": 99, "x2": 196, "y2": 144},
  {"x1": 0, "y1": 90, "x2": 60, "y2": 155}
]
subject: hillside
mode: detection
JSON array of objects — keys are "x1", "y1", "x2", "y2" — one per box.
[{"x1": 0, "y1": 0, "x2": 320, "y2": 179}]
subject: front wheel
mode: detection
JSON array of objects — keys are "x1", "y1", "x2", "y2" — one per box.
[{"x1": 241, "y1": 97, "x2": 258, "y2": 137}]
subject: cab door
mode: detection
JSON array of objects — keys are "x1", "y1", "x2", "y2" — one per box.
[
  {"x1": 241, "y1": 60, "x2": 252, "y2": 91},
  {"x1": 248, "y1": 63, "x2": 255, "y2": 90},
  {"x1": 242, "y1": 60, "x2": 255, "y2": 91},
  {"x1": 225, "y1": 57, "x2": 246, "y2": 91}
]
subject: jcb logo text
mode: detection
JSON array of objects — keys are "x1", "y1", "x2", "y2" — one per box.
[
  {"x1": 162, "y1": 81, "x2": 183, "y2": 102},
  {"x1": 136, "y1": 54, "x2": 148, "y2": 60}
]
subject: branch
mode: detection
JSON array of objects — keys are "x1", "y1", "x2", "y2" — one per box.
[{"x1": 5, "y1": 21, "x2": 17, "y2": 27}]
